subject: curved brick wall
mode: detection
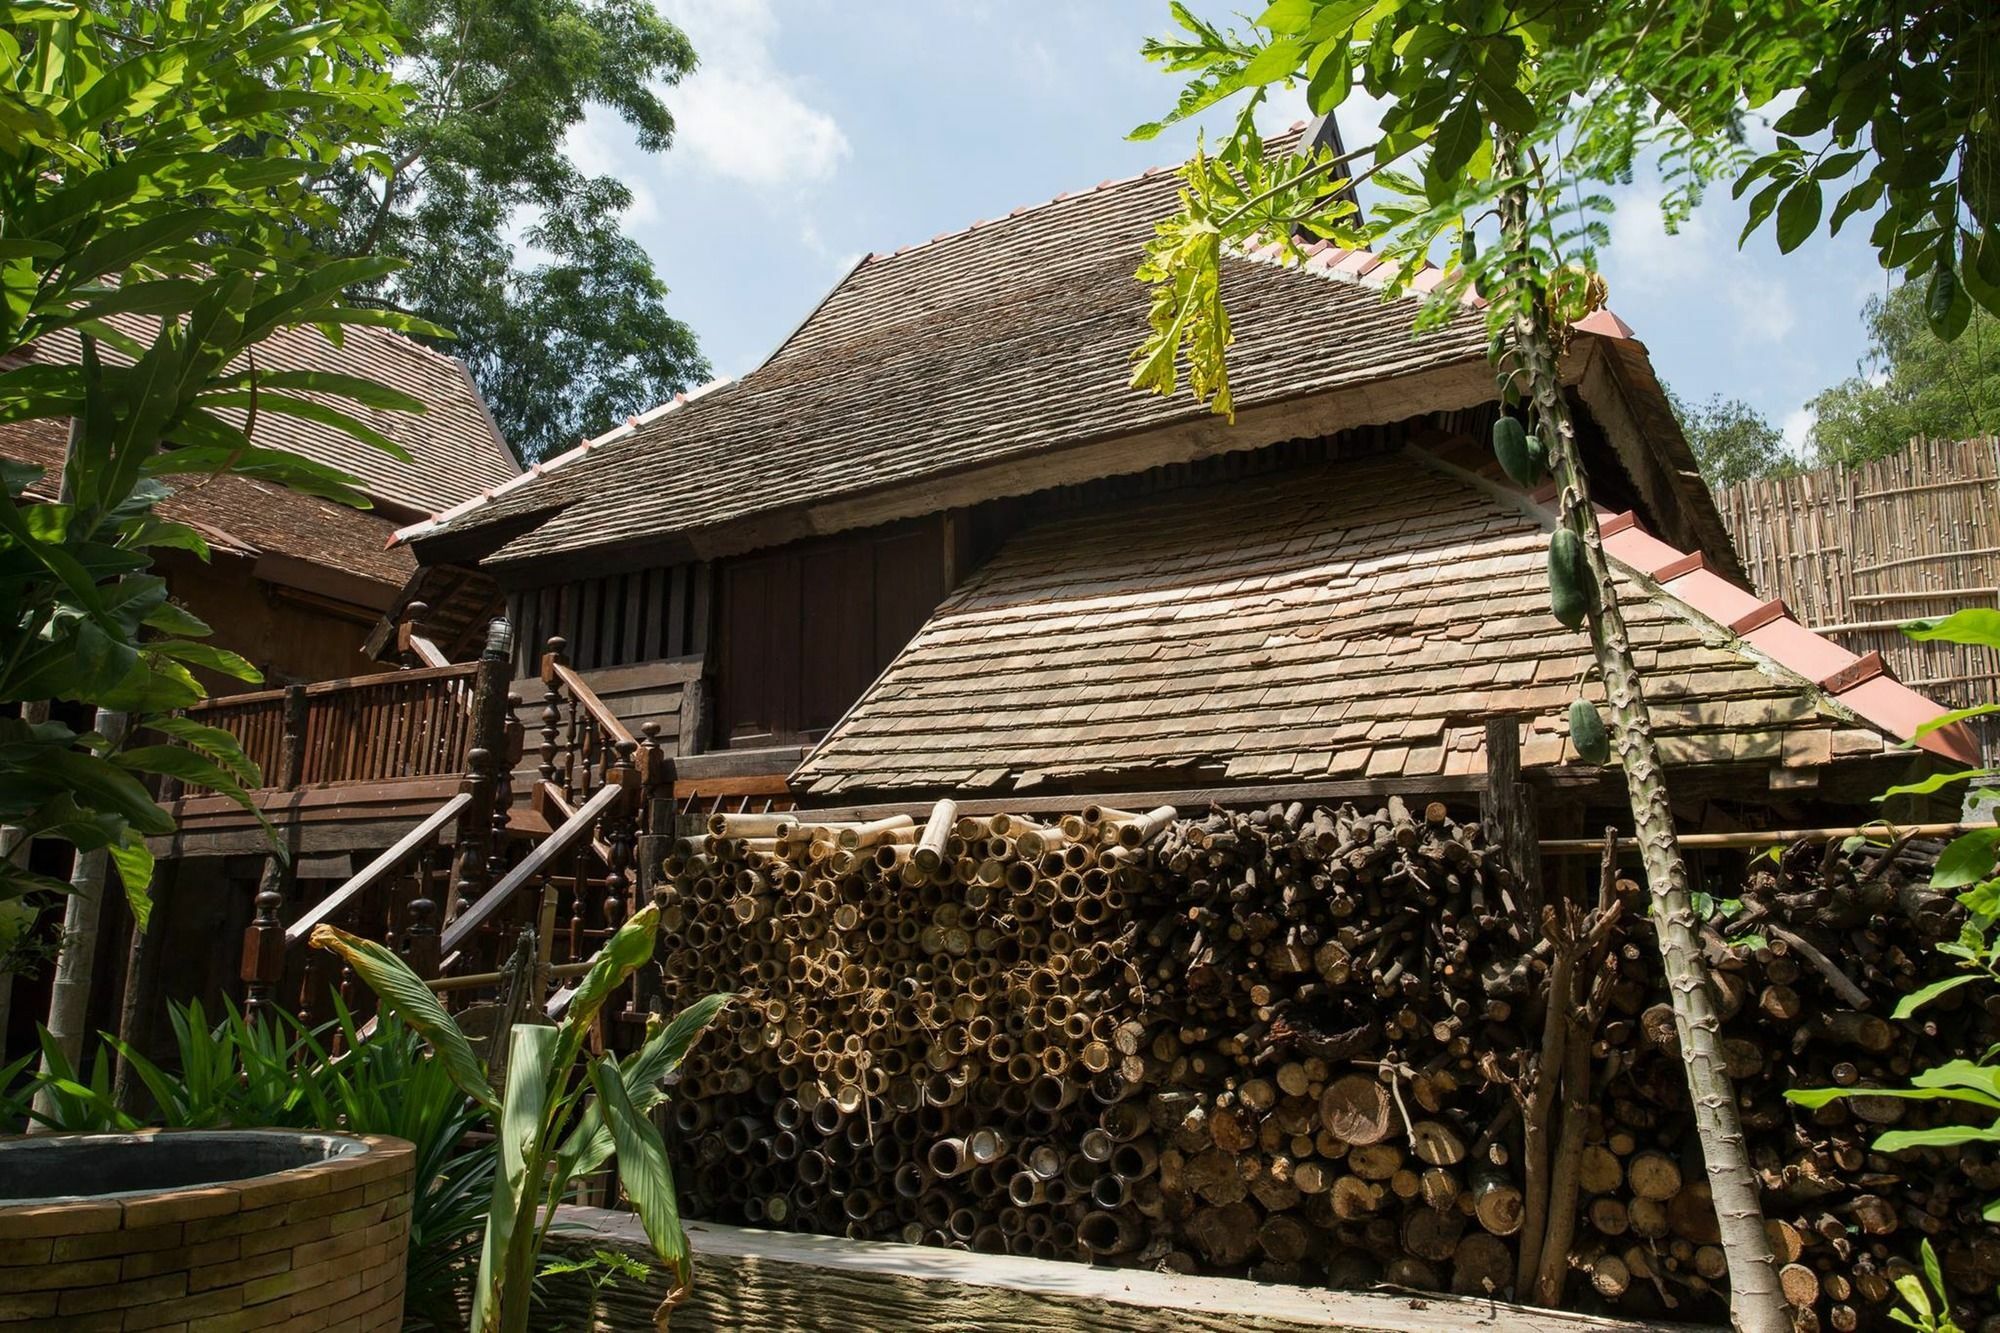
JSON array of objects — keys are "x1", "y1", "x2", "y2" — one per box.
[{"x1": 0, "y1": 1129, "x2": 413, "y2": 1330}]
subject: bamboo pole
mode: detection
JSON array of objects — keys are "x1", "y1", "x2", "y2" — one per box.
[{"x1": 1538, "y1": 821, "x2": 1991, "y2": 856}]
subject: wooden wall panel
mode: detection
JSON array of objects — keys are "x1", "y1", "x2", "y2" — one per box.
[{"x1": 712, "y1": 517, "x2": 947, "y2": 750}]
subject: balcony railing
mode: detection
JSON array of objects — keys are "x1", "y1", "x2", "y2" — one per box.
[{"x1": 190, "y1": 663, "x2": 479, "y2": 791}]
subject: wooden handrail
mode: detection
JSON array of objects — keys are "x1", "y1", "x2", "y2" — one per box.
[
  {"x1": 284, "y1": 792, "x2": 473, "y2": 946},
  {"x1": 549, "y1": 660, "x2": 635, "y2": 747},
  {"x1": 406, "y1": 633, "x2": 450, "y2": 668},
  {"x1": 440, "y1": 781, "x2": 623, "y2": 958},
  {"x1": 538, "y1": 780, "x2": 613, "y2": 864},
  {"x1": 189, "y1": 661, "x2": 477, "y2": 711}
]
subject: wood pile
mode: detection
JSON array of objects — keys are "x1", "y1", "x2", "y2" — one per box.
[{"x1": 644, "y1": 799, "x2": 1999, "y2": 1331}]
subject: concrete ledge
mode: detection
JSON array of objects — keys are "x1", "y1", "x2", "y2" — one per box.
[{"x1": 544, "y1": 1207, "x2": 1706, "y2": 1333}]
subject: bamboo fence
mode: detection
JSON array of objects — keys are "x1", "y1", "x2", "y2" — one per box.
[{"x1": 1715, "y1": 436, "x2": 2000, "y2": 756}]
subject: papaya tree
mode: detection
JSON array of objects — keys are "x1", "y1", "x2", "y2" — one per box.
[{"x1": 1126, "y1": 4, "x2": 1819, "y2": 1326}]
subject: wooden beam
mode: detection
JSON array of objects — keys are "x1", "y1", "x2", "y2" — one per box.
[
  {"x1": 542, "y1": 1208, "x2": 1703, "y2": 1333},
  {"x1": 1481, "y1": 717, "x2": 1544, "y2": 917}
]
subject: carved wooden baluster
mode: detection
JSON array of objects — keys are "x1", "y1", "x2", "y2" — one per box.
[
  {"x1": 405, "y1": 887, "x2": 440, "y2": 983},
  {"x1": 490, "y1": 695, "x2": 522, "y2": 889},
  {"x1": 539, "y1": 635, "x2": 565, "y2": 788},
  {"x1": 603, "y1": 739, "x2": 640, "y2": 1021},
  {"x1": 239, "y1": 888, "x2": 285, "y2": 1022},
  {"x1": 567, "y1": 845, "x2": 585, "y2": 965}
]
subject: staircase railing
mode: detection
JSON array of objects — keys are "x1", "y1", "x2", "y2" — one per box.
[
  {"x1": 241, "y1": 626, "x2": 676, "y2": 1028},
  {"x1": 239, "y1": 620, "x2": 518, "y2": 1021}
]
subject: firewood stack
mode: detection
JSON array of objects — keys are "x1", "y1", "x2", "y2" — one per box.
[{"x1": 644, "y1": 798, "x2": 2000, "y2": 1331}]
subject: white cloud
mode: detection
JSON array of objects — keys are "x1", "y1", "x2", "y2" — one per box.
[
  {"x1": 1782, "y1": 406, "x2": 1816, "y2": 455},
  {"x1": 663, "y1": 0, "x2": 850, "y2": 189},
  {"x1": 1603, "y1": 182, "x2": 1797, "y2": 346}
]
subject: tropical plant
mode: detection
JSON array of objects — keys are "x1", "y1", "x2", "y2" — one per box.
[
  {"x1": 0, "y1": 0, "x2": 435, "y2": 943},
  {"x1": 3, "y1": 995, "x2": 496, "y2": 1328},
  {"x1": 313, "y1": 903, "x2": 730, "y2": 1333},
  {"x1": 1891, "y1": 1240, "x2": 1964, "y2": 1333},
  {"x1": 1787, "y1": 610, "x2": 2000, "y2": 1228}
]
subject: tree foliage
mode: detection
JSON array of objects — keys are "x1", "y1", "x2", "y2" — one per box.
[
  {"x1": 0, "y1": 1, "x2": 434, "y2": 929},
  {"x1": 1664, "y1": 386, "x2": 1797, "y2": 489},
  {"x1": 315, "y1": 0, "x2": 710, "y2": 462},
  {"x1": 1808, "y1": 278, "x2": 2000, "y2": 466},
  {"x1": 1128, "y1": 2, "x2": 2000, "y2": 417}
]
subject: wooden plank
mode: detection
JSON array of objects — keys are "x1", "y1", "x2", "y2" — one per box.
[
  {"x1": 689, "y1": 560, "x2": 712, "y2": 656},
  {"x1": 578, "y1": 575, "x2": 602, "y2": 670},
  {"x1": 440, "y1": 781, "x2": 622, "y2": 955},
  {"x1": 672, "y1": 773, "x2": 793, "y2": 799},
  {"x1": 665, "y1": 564, "x2": 687, "y2": 658},
  {"x1": 793, "y1": 772, "x2": 1491, "y2": 824},
  {"x1": 284, "y1": 792, "x2": 473, "y2": 944},
  {"x1": 542, "y1": 1209, "x2": 1699, "y2": 1333},
  {"x1": 620, "y1": 571, "x2": 644, "y2": 665},
  {"x1": 1482, "y1": 717, "x2": 1543, "y2": 916}
]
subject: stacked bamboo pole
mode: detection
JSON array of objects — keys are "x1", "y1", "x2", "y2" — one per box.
[{"x1": 647, "y1": 798, "x2": 2000, "y2": 1329}]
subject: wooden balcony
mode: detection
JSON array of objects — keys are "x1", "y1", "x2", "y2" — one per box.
[{"x1": 157, "y1": 663, "x2": 481, "y2": 856}]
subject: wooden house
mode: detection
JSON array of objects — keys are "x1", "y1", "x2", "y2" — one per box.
[
  {"x1": 116, "y1": 126, "x2": 1973, "y2": 1072},
  {"x1": 395, "y1": 124, "x2": 1971, "y2": 831}
]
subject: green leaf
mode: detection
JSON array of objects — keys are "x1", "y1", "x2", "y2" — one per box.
[
  {"x1": 1893, "y1": 972, "x2": 1982, "y2": 1018},
  {"x1": 1914, "y1": 703, "x2": 2000, "y2": 740},
  {"x1": 1904, "y1": 608, "x2": 2000, "y2": 650},
  {"x1": 1875, "y1": 1122, "x2": 2000, "y2": 1152},
  {"x1": 308, "y1": 924, "x2": 496, "y2": 1113},
  {"x1": 475, "y1": 1022, "x2": 557, "y2": 1333},
  {"x1": 1932, "y1": 828, "x2": 2000, "y2": 889},
  {"x1": 589, "y1": 1058, "x2": 692, "y2": 1298},
  {"x1": 1774, "y1": 181, "x2": 1822, "y2": 253},
  {"x1": 1428, "y1": 100, "x2": 1481, "y2": 187},
  {"x1": 106, "y1": 830, "x2": 154, "y2": 932},
  {"x1": 1878, "y1": 768, "x2": 1996, "y2": 800}
]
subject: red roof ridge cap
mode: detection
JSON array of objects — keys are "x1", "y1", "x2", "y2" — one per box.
[{"x1": 1413, "y1": 444, "x2": 1976, "y2": 764}]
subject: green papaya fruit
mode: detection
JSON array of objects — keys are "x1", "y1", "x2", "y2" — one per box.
[
  {"x1": 1548, "y1": 528, "x2": 1590, "y2": 628},
  {"x1": 1492, "y1": 416, "x2": 1537, "y2": 486},
  {"x1": 1525, "y1": 431, "x2": 1549, "y2": 477},
  {"x1": 1568, "y1": 698, "x2": 1611, "y2": 766}
]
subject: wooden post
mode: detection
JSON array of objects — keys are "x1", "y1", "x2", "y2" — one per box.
[
  {"x1": 489, "y1": 694, "x2": 521, "y2": 887},
  {"x1": 1482, "y1": 717, "x2": 1543, "y2": 920},
  {"x1": 638, "y1": 720, "x2": 672, "y2": 833},
  {"x1": 277, "y1": 683, "x2": 308, "y2": 791},
  {"x1": 396, "y1": 601, "x2": 430, "y2": 668},
  {"x1": 240, "y1": 887, "x2": 285, "y2": 1021},
  {"x1": 453, "y1": 619, "x2": 515, "y2": 915},
  {"x1": 404, "y1": 888, "x2": 440, "y2": 981},
  {"x1": 539, "y1": 637, "x2": 565, "y2": 790}
]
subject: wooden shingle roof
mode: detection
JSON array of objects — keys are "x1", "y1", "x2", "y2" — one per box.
[
  {"x1": 0, "y1": 418, "x2": 414, "y2": 589},
  {"x1": 400, "y1": 134, "x2": 1493, "y2": 568},
  {"x1": 793, "y1": 450, "x2": 1970, "y2": 799},
  {"x1": 29, "y1": 318, "x2": 517, "y2": 516}
]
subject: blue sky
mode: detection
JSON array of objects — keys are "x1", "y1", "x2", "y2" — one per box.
[{"x1": 562, "y1": 0, "x2": 1895, "y2": 453}]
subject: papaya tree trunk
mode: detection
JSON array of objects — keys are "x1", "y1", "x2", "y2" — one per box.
[
  {"x1": 29, "y1": 708, "x2": 129, "y2": 1131},
  {"x1": 1493, "y1": 134, "x2": 1788, "y2": 1333}
]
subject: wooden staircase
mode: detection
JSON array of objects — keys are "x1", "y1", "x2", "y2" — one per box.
[{"x1": 233, "y1": 624, "x2": 679, "y2": 1040}]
